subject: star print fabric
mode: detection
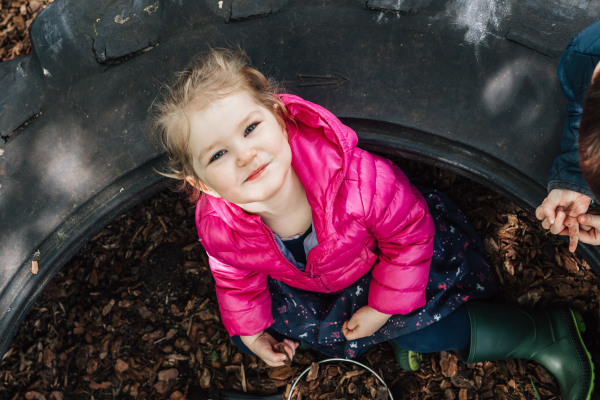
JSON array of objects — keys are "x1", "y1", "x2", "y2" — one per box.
[{"x1": 268, "y1": 187, "x2": 498, "y2": 358}]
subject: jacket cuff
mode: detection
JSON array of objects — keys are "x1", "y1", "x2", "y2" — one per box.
[
  {"x1": 547, "y1": 180, "x2": 595, "y2": 201},
  {"x1": 220, "y1": 297, "x2": 274, "y2": 337}
]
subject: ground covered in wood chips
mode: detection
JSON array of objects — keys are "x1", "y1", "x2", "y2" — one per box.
[
  {"x1": 0, "y1": 0, "x2": 50, "y2": 62},
  {"x1": 0, "y1": 161, "x2": 599, "y2": 400},
  {"x1": 1, "y1": 2, "x2": 600, "y2": 399}
]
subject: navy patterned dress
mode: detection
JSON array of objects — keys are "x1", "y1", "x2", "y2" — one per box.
[{"x1": 268, "y1": 186, "x2": 498, "y2": 358}]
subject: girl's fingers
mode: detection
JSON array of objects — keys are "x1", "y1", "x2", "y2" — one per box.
[
  {"x1": 270, "y1": 340, "x2": 298, "y2": 367},
  {"x1": 281, "y1": 339, "x2": 298, "y2": 357},
  {"x1": 341, "y1": 321, "x2": 350, "y2": 335},
  {"x1": 283, "y1": 339, "x2": 298, "y2": 349},
  {"x1": 262, "y1": 350, "x2": 286, "y2": 366},
  {"x1": 342, "y1": 320, "x2": 357, "y2": 340}
]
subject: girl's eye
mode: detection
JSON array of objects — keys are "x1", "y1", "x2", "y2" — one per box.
[
  {"x1": 209, "y1": 150, "x2": 226, "y2": 163},
  {"x1": 244, "y1": 123, "x2": 258, "y2": 136}
]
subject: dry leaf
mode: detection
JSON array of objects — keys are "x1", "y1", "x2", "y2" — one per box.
[
  {"x1": 268, "y1": 366, "x2": 297, "y2": 380},
  {"x1": 115, "y1": 359, "x2": 129, "y2": 373},
  {"x1": 89, "y1": 381, "x2": 111, "y2": 389},
  {"x1": 563, "y1": 256, "x2": 579, "y2": 273},
  {"x1": 273, "y1": 343, "x2": 292, "y2": 366},
  {"x1": 440, "y1": 352, "x2": 458, "y2": 378},
  {"x1": 199, "y1": 368, "x2": 211, "y2": 388},
  {"x1": 158, "y1": 368, "x2": 178, "y2": 381},
  {"x1": 306, "y1": 362, "x2": 319, "y2": 381}
]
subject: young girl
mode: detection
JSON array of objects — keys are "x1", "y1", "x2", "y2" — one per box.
[{"x1": 152, "y1": 49, "x2": 594, "y2": 400}]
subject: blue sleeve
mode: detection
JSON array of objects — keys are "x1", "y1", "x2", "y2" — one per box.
[
  {"x1": 548, "y1": 20, "x2": 600, "y2": 199},
  {"x1": 547, "y1": 100, "x2": 593, "y2": 197}
]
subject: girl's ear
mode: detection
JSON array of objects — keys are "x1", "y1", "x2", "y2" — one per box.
[
  {"x1": 185, "y1": 176, "x2": 221, "y2": 198},
  {"x1": 273, "y1": 102, "x2": 284, "y2": 118}
]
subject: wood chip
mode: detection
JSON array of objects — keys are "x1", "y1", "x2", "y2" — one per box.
[
  {"x1": 306, "y1": 362, "x2": 319, "y2": 381},
  {"x1": 1, "y1": 159, "x2": 598, "y2": 399},
  {"x1": 158, "y1": 368, "x2": 178, "y2": 381}
]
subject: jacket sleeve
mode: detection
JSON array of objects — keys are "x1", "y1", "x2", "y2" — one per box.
[
  {"x1": 359, "y1": 155, "x2": 435, "y2": 315},
  {"x1": 547, "y1": 102, "x2": 593, "y2": 198},
  {"x1": 208, "y1": 254, "x2": 274, "y2": 337},
  {"x1": 548, "y1": 21, "x2": 600, "y2": 199}
]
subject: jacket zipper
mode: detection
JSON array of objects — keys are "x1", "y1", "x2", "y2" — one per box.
[{"x1": 258, "y1": 219, "x2": 316, "y2": 279}]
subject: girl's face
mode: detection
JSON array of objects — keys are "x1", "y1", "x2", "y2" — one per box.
[{"x1": 186, "y1": 90, "x2": 293, "y2": 210}]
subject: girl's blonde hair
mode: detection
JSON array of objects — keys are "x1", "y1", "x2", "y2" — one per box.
[{"x1": 151, "y1": 48, "x2": 287, "y2": 199}]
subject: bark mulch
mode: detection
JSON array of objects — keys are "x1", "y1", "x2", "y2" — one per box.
[
  {"x1": 1, "y1": 3, "x2": 599, "y2": 399},
  {"x1": 0, "y1": 160, "x2": 598, "y2": 400},
  {"x1": 0, "y1": 0, "x2": 50, "y2": 62}
]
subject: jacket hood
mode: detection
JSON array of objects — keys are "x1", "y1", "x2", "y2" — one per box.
[
  {"x1": 558, "y1": 20, "x2": 600, "y2": 105},
  {"x1": 281, "y1": 94, "x2": 358, "y2": 236},
  {"x1": 198, "y1": 94, "x2": 359, "y2": 238}
]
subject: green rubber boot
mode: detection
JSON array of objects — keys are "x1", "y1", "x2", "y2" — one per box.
[
  {"x1": 389, "y1": 340, "x2": 422, "y2": 371},
  {"x1": 460, "y1": 302, "x2": 595, "y2": 400}
]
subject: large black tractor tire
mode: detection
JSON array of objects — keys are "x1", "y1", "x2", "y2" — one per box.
[{"x1": 1, "y1": 0, "x2": 599, "y2": 358}]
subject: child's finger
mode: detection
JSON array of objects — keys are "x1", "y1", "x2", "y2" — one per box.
[
  {"x1": 341, "y1": 321, "x2": 349, "y2": 334},
  {"x1": 541, "y1": 218, "x2": 551, "y2": 230},
  {"x1": 535, "y1": 203, "x2": 556, "y2": 224},
  {"x1": 283, "y1": 339, "x2": 299, "y2": 349},
  {"x1": 579, "y1": 213, "x2": 600, "y2": 228},
  {"x1": 568, "y1": 222, "x2": 579, "y2": 253},
  {"x1": 281, "y1": 339, "x2": 298, "y2": 358},
  {"x1": 581, "y1": 223, "x2": 592, "y2": 231},
  {"x1": 563, "y1": 216, "x2": 579, "y2": 253},
  {"x1": 550, "y1": 210, "x2": 566, "y2": 235},
  {"x1": 268, "y1": 345, "x2": 291, "y2": 366},
  {"x1": 342, "y1": 320, "x2": 357, "y2": 340},
  {"x1": 261, "y1": 352, "x2": 286, "y2": 367}
]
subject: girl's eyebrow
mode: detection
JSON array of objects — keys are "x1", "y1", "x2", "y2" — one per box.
[
  {"x1": 196, "y1": 110, "x2": 262, "y2": 163},
  {"x1": 197, "y1": 142, "x2": 217, "y2": 163},
  {"x1": 237, "y1": 110, "x2": 260, "y2": 130}
]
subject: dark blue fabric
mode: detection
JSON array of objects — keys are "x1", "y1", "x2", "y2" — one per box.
[
  {"x1": 548, "y1": 19, "x2": 600, "y2": 199},
  {"x1": 391, "y1": 304, "x2": 470, "y2": 353},
  {"x1": 231, "y1": 335, "x2": 253, "y2": 355},
  {"x1": 281, "y1": 225, "x2": 312, "y2": 266},
  {"x1": 264, "y1": 187, "x2": 497, "y2": 358},
  {"x1": 230, "y1": 304, "x2": 470, "y2": 357}
]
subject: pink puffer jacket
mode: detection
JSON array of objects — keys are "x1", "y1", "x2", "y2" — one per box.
[{"x1": 195, "y1": 94, "x2": 435, "y2": 336}]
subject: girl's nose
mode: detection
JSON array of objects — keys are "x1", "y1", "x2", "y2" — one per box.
[{"x1": 236, "y1": 146, "x2": 257, "y2": 167}]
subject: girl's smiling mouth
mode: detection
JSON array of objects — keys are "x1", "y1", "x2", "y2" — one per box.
[{"x1": 245, "y1": 164, "x2": 268, "y2": 182}]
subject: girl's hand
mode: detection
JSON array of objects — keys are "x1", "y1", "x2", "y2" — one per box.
[
  {"x1": 240, "y1": 331, "x2": 298, "y2": 367},
  {"x1": 342, "y1": 305, "x2": 391, "y2": 341}
]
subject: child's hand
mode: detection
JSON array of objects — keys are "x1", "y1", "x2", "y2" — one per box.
[
  {"x1": 240, "y1": 331, "x2": 298, "y2": 367},
  {"x1": 556, "y1": 212, "x2": 597, "y2": 252},
  {"x1": 536, "y1": 189, "x2": 591, "y2": 240},
  {"x1": 576, "y1": 213, "x2": 600, "y2": 246},
  {"x1": 560, "y1": 213, "x2": 580, "y2": 253},
  {"x1": 342, "y1": 305, "x2": 391, "y2": 341}
]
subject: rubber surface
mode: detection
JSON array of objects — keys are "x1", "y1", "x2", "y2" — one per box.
[{"x1": 1, "y1": 0, "x2": 599, "y2": 359}]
